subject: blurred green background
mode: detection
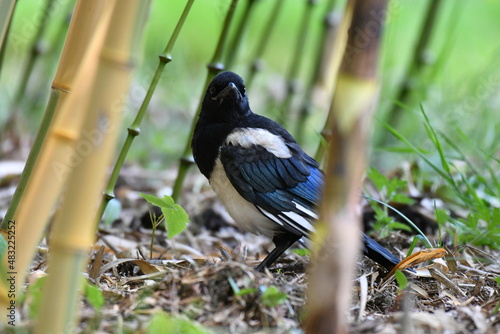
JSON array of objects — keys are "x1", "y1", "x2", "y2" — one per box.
[{"x1": 2, "y1": 0, "x2": 500, "y2": 171}]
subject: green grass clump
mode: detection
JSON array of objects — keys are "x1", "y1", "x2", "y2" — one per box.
[{"x1": 382, "y1": 106, "x2": 500, "y2": 250}]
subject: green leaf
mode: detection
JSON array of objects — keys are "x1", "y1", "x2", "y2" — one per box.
[
  {"x1": 236, "y1": 288, "x2": 258, "y2": 296},
  {"x1": 391, "y1": 193, "x2": 415, "y2": 205},
  {"x1": 407, "y1": 236, "x2": 420, "y2": 256},
  {"x1": 291, "y1": 248, "x2": 311, "y2": 256},
  {"x1": 387, "y1": 221, "x2": 413, "y2": 233},
  {"x1": 139, "y1": 192, "x2": 173, "y2": 209},
  {"x1": 367, "y1": 167, "x2": 388, "y2": 191},
  {"x1": 85, "y1": 282, "x2": 105, "y2": 311},
  {"x1": 139, "y1": 193, "x2": 189, "y2": 238},
  {"x1": 391, "y1": 194, "x2": 415, "y2": 205},
  {"x1": 161, "y1": 196, "x2": 189, "y2": 239},
  {"x1": 260, "y1": 285, "x2": 287, "y2": 307},
  {"x1": 435, "y1": 208, "x2": 449, "y2": 226},
  {"x1": 395, "y1": 270, "x2": 408, "y2": 291},
  {"x1": 147, "y1": 312, "x2": 210, "y2": 334},
  {"x1": 27, "y1": 276, "x2": 47, "y2": 318}
]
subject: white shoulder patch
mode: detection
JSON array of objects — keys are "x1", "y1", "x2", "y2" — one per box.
[{"x1": 225, "y1": 128, "x2": 291, "y2": 158}]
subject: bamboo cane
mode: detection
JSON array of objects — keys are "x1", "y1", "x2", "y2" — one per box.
[
  {"x1": 277, "y1": 0, "x2": 317, "y2": 127},
  {"x1": 0, "y1": 0, "x2": 109, "y2": 319},
  {"x1": 245, "y1": 0, "x2": 284, "y2": 89},
  {"x1": 382, "y1": 0, "x2": 443, "y2": 144},
  {"x1": 314, "y1": 1, "x2": 353, "y2": 163},
  {"x1": 36, "y1": 1, "x2": 149, "y2": 332},
  {"x1": 8, "y1": 0, "x2": 56, "y2": 120},
  {"x1": 305, "y1": 1, "x2": 388, "y2": 333},
  {"x1": 0, "y1": 0, "x2": 17, "y2": 75},
  {"x1": 225, "y1": 0, "x2": 258, "y2": 69},
  {"x1": 95, "y1": 0, "x2": 195, "y2": 226},
  {"x1": 2, "y1": 0, "x2": 108, "y2": 230},
  {"x1": 294, "y1": 0, "x2": 339, "y2": 144}
]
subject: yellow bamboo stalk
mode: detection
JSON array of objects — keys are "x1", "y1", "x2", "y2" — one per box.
[
  {"x1": 0, "y1": 0, "x2": 111, "y2": 319},
  {"x1": 305, "y1": 0, "x2": 388, "y2": 333},
  {"x1": 315, "y1": 1, "x2": 354, "y2": 162},
  {"x1": 36, "y1": 1, "x2": 149, "y2": 332},
  {"x1": 1, "y1": 0, "x2": 109, "y2": 231}
]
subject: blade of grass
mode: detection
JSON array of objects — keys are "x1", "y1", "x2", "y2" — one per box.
[
  {"x1": 420, "y1": 105, "x2": 452, "y2": 176},
  {"x1": 362, "y1": 194, "x2": 433, "y2": 248},
  {"x1": 381, "y1": 118, "x2": 456, "y2": 187}
]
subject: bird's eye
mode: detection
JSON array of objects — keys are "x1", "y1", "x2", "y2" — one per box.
[{"x1": 209, "y1": 87, "x2": 216, "y2": 94}]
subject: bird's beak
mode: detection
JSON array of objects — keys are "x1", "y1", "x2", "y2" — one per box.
[{"x1": 213, "y1": 82, "x2": 241, "y2": 104}]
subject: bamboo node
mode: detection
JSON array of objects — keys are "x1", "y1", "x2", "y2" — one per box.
[
  {"x1": 103, "y1": 192, "x2": 115, "y2": 201},
  {"x1": 53, "y1": 128, "x2": 78, "y2": 141},
  {"x1": 287, "y1": 80, "x2": 300, "y2": 94},
  {"x1": 159, "y1": 54, "x2": 172, "y2": 63},
  {"x1": 207, "y1": 62, "x2": 225, "y2": 72},
  {"x1": 127, "y1": 127, "x2": 140, "y2": 136},
  {"x1": 51, "y1": 82, "x2": 71, "y2": 93},
  {"x1": 320, "y1": 129, "x2": 332, "y2": 141},
  {"x1": 101, "y1": 49, "x2": 134, "y2": 69},
  {"x1": 251, "y1": 59, "x2": 264, "y2": 72},
  {"x1": 181, "y1": 156, "x2": 195, "y2": 165}
]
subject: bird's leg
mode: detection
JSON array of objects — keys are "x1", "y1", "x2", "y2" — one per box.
[{"x1": 255, "y1": 232, "x2": 302, "y2": 272}]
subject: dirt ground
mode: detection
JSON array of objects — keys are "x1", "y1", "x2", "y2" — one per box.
[{"x1": 3, "y1": 163, "x2": 500, "y2": 333}]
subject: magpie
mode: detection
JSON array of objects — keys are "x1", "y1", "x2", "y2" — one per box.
[{"x1": 192, "y1": 71, "x2": 401, "y2": 272}]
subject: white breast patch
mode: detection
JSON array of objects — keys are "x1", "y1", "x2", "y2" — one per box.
[{"x1": 225, "y1": 128, "x2": 292, "y2": 159}]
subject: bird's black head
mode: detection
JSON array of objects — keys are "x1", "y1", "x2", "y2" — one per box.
[{"x1": 200, "y1": 71, "x2": 251, "y2": 123}]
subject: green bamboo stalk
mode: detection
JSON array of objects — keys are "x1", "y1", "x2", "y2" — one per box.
[
  {"x1": 6, "y1": 0, "x2": 55, "y2": 124},
  {"x1": 382, "y1": 0, "x2": 443, "y2": 141},
  {"x1": 0, "y1": 0, "x2": 17, "y2": 76},
  {"x1": 171, "y1": 0, "x2": 240, "y2": 201},
  {"x1": 245, "y1": 0, "x2": 284, "y2": 88},
  {"x1": 225, "y1": 0, "x2": 258, "y2": 69},
  {"x1": 1, "y1": 89, "x2": 61, "y2": 229},
  {"x1": 295, "y1": 0, "x2": 338, "y2": 144},
  {"x1": 277, "y1": 0, "x2": 317, "y2": 127},
  {"x1": 95, "y1": 0, "x2": 195, "y2": 224}
]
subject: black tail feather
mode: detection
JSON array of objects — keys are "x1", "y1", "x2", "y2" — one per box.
[{"x1": 362, "y1": 233, "x2": 401, "y2": 271}]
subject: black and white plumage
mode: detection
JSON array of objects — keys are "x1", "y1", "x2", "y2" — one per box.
[{"x1": 192, "y1": 71, "x2": 400, "y2": 272}]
